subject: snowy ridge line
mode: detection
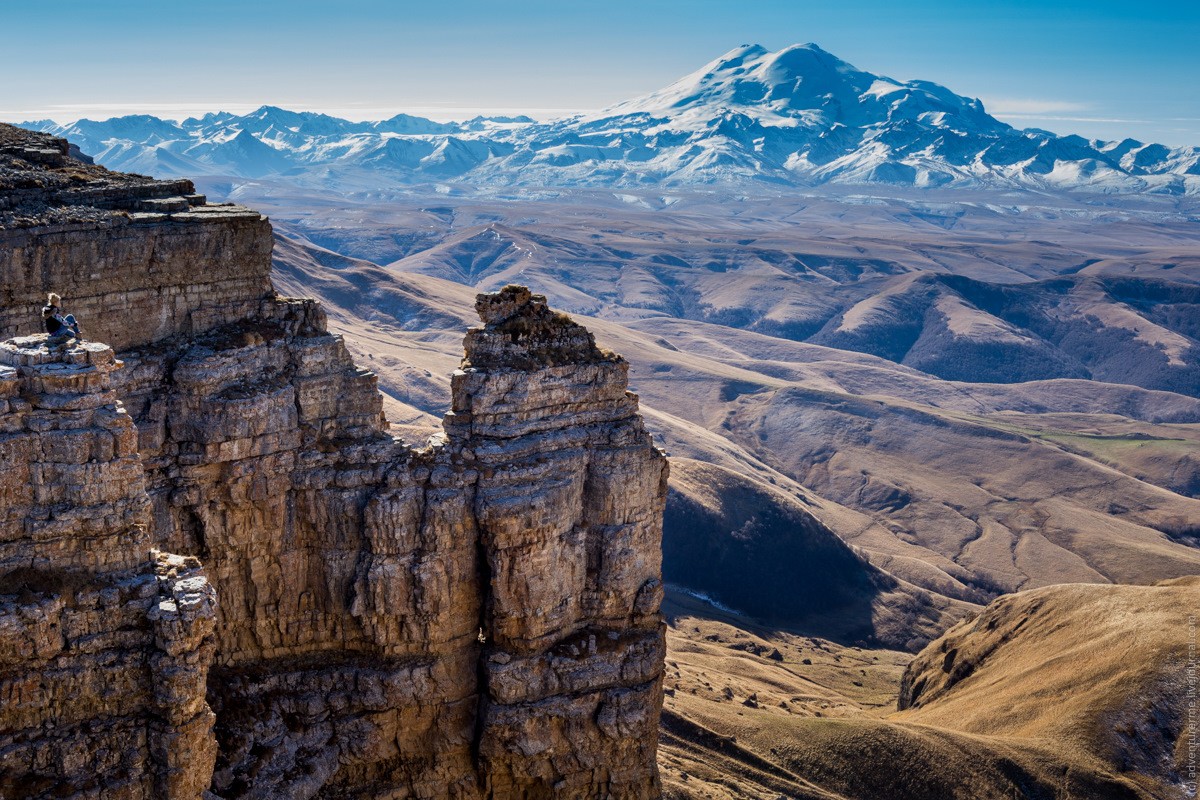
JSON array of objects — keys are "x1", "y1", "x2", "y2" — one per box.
[{"x1": 22, "y1": 44, "x2": 1200, "y2": 194}]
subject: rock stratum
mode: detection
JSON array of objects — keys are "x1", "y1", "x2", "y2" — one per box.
[{"x1": 0, "y1": 124, "x2": 669, "y2": 798}]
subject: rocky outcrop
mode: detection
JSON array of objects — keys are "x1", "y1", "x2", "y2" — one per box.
[
  {"x1": 0, "y1": 338, "x2": 217, "y2": 799},
  {"x1": 1, "y1": 124, "x2": 273, "y2": 351},
  {"x1": 452, "y1": 287, "x2": 667, "y2": 797},
  {"x1": 0, "y1": 124, "x2": 667, "y2": 799}
]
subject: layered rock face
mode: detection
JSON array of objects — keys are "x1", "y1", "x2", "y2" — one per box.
[
  {"x1": 0, "y1": 338, "x2": 217, "y2": 799},
  {"x1": 0, "y1": 125, "x2": 273, "y2": 351},
  {"x1": 0, "y1": 124, "x2": 667, "y2": 799},
  {"x1": 450, "y1": 288, "x2": 667, "y2": 796}
]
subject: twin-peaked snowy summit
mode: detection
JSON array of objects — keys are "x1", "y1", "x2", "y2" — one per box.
[
  {"x1": 24, "y1": 44, "x2": 1200, "y2": 193},
  {"x1": 595, "y1": 43, "x2": 1001, "y2": 132}
]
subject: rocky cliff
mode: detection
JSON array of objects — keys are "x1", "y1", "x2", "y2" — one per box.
[
  {"x1": 0, "y1": 123, "x2": 668, "y2": 799},
  {"x1": 0, "y1": 339, "x2": 217, "y2": 799}
]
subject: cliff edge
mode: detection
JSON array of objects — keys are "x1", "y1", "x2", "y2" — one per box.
[{"x1": 0, "y1": 123, "x2": 668, "y2": 799}]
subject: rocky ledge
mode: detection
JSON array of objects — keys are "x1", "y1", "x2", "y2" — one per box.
[{"x1": 0, "y1": 126, "x2": 273, "y2": 353}]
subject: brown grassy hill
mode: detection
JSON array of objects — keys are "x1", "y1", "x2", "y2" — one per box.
[
  {"x1": 809, "y1": 272, "x2": 1200, "y2": 395},
  {"x1": 357, "y1": 193, "x2": 1200, "y2": 398},
  {"x1": 591, "y1": 313, "x2": 1200, "y2": 608},
  {"x1": 665, "y1": 458, "x2": 968, "y2": 648},
  {"x1": 660, "y1": 579, "x2": 1198, "y2": 800},
  {"x1": 898, "y1": 577, "x2": 1200, "y2": 796}
]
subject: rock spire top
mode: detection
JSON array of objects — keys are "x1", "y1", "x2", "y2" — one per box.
[{"x1": 464, "y1": 284, "x2": 616, "y2": 370}]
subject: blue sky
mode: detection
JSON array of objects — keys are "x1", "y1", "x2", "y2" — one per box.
[{"x1": 2, "y1": 0, "x2": 1197, "y2": 145}]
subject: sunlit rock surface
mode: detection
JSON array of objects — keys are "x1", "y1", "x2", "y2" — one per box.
[{"x1": 0, "y1": 123, "x2": 667, "y2": 799}]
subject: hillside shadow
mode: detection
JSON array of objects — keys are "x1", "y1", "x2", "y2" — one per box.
[{"x1": 662, "y1": 478, "x2": 890, "y2": 649}]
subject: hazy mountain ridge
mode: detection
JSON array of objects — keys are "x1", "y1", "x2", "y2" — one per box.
[
  {"x1": 22, "y1": 44, "x2": 1200, "y2": 193},
  {"x1": 362, "y1": 196, "x2": 1200, "y2": 399}
]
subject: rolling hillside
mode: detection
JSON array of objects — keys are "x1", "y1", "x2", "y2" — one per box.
[
  {"x1": 657, "y1": 578, "x2": 1197, "y2": 799},
  {"x1": 272, "y1": 231, "x2": 1200, "y2": 653}
]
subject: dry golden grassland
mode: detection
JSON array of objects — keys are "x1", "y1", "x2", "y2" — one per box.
[{"x1": 660, "y1": 579, "x2": 1198, "y2": 800}]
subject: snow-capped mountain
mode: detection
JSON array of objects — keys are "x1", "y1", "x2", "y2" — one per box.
[
  {"x1": 23, "y1": 44, "x2": 1200, "y2": 193},
  {"x1": 579, "y1": 43, "x2": 1006, "y2": 133}
]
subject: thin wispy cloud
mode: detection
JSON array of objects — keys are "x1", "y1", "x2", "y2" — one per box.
[
  {"x1": 998, "y1": 115, "x2": 1153, "y2": 125},
  {"x1": 979, "y1": 98, "x2": 1163, "y2": 130},
  {"x1": 981, "y1": 98, "x2": 1091, "y2": 115}
]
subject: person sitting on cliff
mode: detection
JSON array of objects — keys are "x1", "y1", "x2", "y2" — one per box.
[{"x1": 42, "y1": 292, "x2": 81, "y2": 349}]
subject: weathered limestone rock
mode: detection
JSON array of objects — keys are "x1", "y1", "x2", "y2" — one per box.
[
  {"x1": 112, "y1": 303, "x2": 486, "y2": 797},
  {"x1": 0, "y1": 339, "x2": 148, "y2": 575},
  {"x1": 452, "y1": 287, "x2": 668, "y2": 799},
  {"x1": 1, "y1": 125, "x2": 272, "y2": 351},
  {"x1": 0, "y1": 337, "x2": 217, "y2": 799},
  {"x1": 0, "y1": 124, "x2": 667, "y2": 799}
]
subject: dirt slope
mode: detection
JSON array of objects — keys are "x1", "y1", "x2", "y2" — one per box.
[{"x1": 660, "y1": 580, "x2": 1198, "y2": 799}]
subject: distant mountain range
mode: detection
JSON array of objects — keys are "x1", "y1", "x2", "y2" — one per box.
[{"x1": 22, "y1": 44, "x2": 1200, "y2": 193}]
